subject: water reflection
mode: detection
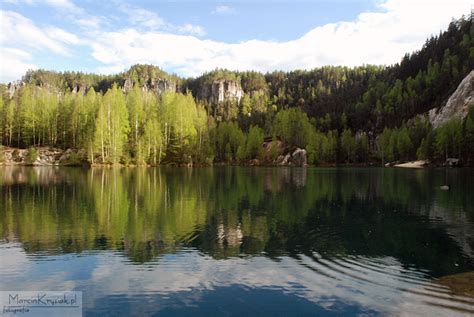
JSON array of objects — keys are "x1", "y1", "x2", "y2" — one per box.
[{"x1": 0, "y1": 167, "x2": 473, "y2": 316}]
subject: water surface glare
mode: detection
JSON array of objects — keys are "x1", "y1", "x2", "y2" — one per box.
[{"x1": 0, "y1": 166, "x2": 474, "y2": 316}]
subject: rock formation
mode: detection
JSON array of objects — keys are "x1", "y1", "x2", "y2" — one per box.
[
  {"x1": 122, "y1": 77, "x2": 177, "y2": 95},
  {"x1": 7, "y1": 82, "x2": 16, "y2": 99},
  {"x1": 72, "y1": 83, "x2": 88, "y2": 95},
  {"x1": 122, "y1": 78, "x2": 134, "y2": 92},
  {"x1": 200, "y1": 79, "x2": 244, "y2": 104},
  {"x1": 275, "y1": 148, "x2": 307, "y2": 167},
  {"x1": 0, "y1": 147, "x2": 85, "y2": 166},
  {"x1": 429, "y1": 70, "x2": 474, "y2": 128}
]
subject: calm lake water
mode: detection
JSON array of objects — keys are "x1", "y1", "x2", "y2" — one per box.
[{"x1": 0, "y1": 166, "x2": 474, "y2": 316}]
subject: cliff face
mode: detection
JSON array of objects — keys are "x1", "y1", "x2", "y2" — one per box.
[
  {"x1": 72, "y1": 83, "x2": 88, "y2": 95},
  {"x1": 7, "y1": 82, "x2": 17, "y2": 98},
  {"x1": 429, "y1": 70, "x2": 474, "y2": 128},
  {"x1": 201, "y1": 79, "x2": 244, "y2": 104},
  {"x1": 122, "y1": 77, "x2": 177, "y2": 95}
]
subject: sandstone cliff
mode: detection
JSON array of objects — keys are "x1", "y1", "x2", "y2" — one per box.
[
  {"x1": 122, "y1": 77, "x2": 177, "y2": 95},
  {"x1": 200, "y1": 79, "x2": 244, "y2": 104},
  {"x1": 429, "y1": 70, "x2": 474, "y2": 128}
]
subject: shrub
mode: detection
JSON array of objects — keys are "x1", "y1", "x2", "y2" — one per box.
[
  {"x1": 26, "y1": 147, "x2": 39, "y2": 164},
  {"x1": 0, "y1": 146, "x2": 5, "y2": 163}
]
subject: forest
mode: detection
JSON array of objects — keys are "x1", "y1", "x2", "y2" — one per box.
[{"x1": 0, "y1": 15, "x2": 473, "y2": 166}]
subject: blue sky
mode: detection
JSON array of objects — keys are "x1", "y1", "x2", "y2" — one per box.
[{"x1": 0, "y1": 0, "x2": 471, "y2": 82}]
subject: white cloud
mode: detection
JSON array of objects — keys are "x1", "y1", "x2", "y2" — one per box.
[
  {"x1": 212, "y1": 5, "x2": 237, "y2": 15},
  {"x1": 119, "y1": 4, "x2": 165, "y2": 30},
  {"x1": 75, "y1": 16, "x2": 103, "y2": 30},
  {"x1": 45, "y1": 26, "x2": 80, "y2": 45},
  {"x1": 0, "y1": 10, "x2": 75, "y2": 55},
  {"x1": 88, "y1": 0, "x2": 471, "y2": 77},
  {"x1": 0, "y1": 10, "x2": 85, "y2": 82},
  {"x1": 117, "y1": 4, "x2": 206, "y2": 37},
  {"x1": 0, "y1": 47, "x2": 37, "y2": 82},
  {"x1": 177, "y1": 24, "x2": 206, "y2": 37}
]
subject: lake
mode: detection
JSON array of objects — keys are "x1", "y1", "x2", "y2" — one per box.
[{"x1": 0, "y1": 166, "x2": 473, "y2": 316}]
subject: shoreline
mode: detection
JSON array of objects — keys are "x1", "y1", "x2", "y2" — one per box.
[
  {"x1": 1, "y1": 161, "x2": 469, "y2": 169},
  {"x1": 1, "y1": 146, "x2": 470, "y2": 168}
]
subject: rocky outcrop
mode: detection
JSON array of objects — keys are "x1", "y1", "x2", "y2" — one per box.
[
  {"x1": 123, "y1": 78, "x2": 134, "y2": 92},
  {"x1": 275, "y1": 148, "x2": 307, "y2": 167},
  {"x1": 0, "y1": 147, "x2": 85, "y2": 166},
  {"x1": 393, "y1": 160, "x2": 430, "y2": 168},
  {"x1": 7, "y1": 82, "x2": 17, "y2": 99},
  {"x1": 72, "y1": 83, "x2": 88, "y2": 95},
  {"x1": 201, "y1": 79, "x2": 244, "y2": 104},
  {"x1": 429, "y1": 70, "x2": 474, "y2": 128},
  {"x1": 122, "y1": 77, "x2": 177, "y2": 95},
  {"x1": 149, "y1": 78, "x2": 177, "y2": 95}
]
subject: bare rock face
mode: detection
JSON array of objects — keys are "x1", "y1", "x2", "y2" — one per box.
[
  {"x1": 36, "y1": 148, "x2": 63, "y2": 165},
  {"x1": 7, "y1": 82, "x2": 16, "y2": 99},
  {"x1": 123, "y1": 77, "x2": 177, "y2": 95},
  {"x1": 122, "y1": 78, "x2": 134, "y2": 92},
  {"x1": 275, "y1": 148, "x2": 307, "y2": 167},
  {"x1": 72, "y1": 83, "x2": 88, "y2": 95},
  {"x1": 429, "y1": 70, "x2": 474, "y2": 129},
  {"x1": 290, "y1": 148, "x2": 307, "y2": 167},
  {"x1": 1, "y1": 147, "x2": 83, "y2": 166},
  {"x1": 212, "y1": 79, "x2": 243, "y2": 104},
  {"x1": 149, "y1": 78, "x2": 177, "y2": 95},
  {"x1": 201, "y1": 79, "x2": 244, "y2": 104}
]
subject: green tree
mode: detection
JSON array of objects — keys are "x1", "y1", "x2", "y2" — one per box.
[
  {"x1": 464, "y1": 108, "x2": 474, "y2": 162},
  {"x1": 436, "y1": 118, "x2": 462, "y2": 160},
  {"x1": 341, "y1": 129, "x2": 357, "y2": 162},
  {"x1": 416, "y1": 131, "x2": 435, "y2": 160},
  {"x1": 94, "y1": 85, "x2": 130, "y2": 164},
  {"x1": 245, "y1": 125, "x2": 264, "y2": 159},
  {"x1": 273, "y1": 108, "x2": 311, "y2": 148},
  {"x1": 397, "y1": 127, "x2": 413, "y2": 161},
  {"x1": 325, "y1": 130, "x2": 338, "y2": 163},
  {"x1": 356, "y1": 133, "x2": 369, "y2": 162},
  {"x1": 142, "y1": 114, "x2": 162, "y2": 165},
  {"x1": 127, "y1": 86, "x2": 146, "y2": 159},
  {"x1": 378, "y1": 128, "x2": 392, "y2": 165},
  {"x1": 19, "y1": 85, "x2": 38, "y2": 146},
  {"x1": 4, "y1": 99, "x2": 16, "y2": 146}
]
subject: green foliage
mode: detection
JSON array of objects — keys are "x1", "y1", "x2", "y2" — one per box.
[
  {"x1": 397, "y1": 127, "x2": 413, "y2": 161},
  {"x1": 244, "y1": 125, "x2": 264, "y2": 160},
  {"x1": 356, "y1": 133, "x2": 369, "y2": 162},
  {"x1": 416, "y1": 130, "x2": 435, "y2": 160},
  {"x1": 94, "y1": 84, "x2": 130, "y2": 164},
  {"x1": 325, "y1": 130, "x2": 338, "y2": 163},
  {"x1": 67, "y1": 152, "x2": 81, "y2": 165},
  {"x1": 215, "y1": 122, "x2": 244, "y2": 161},
  {"x1": 273, "y1": 108, "x2": 312, "y2": 148},
  {"x1": 435, "y1": 118, "x2": 462, "y2": 159},
  {"x1": 378, "y1": 128, "x2": 392, "y2": 164},
  {"x1": 1, "y1": 16, "x2": 473, "y2": 165},
  {"x1": 26, "y1": 147, "x2": 38, "y2": 164},
  {"x1": 307, "y1": 130, "x2": 333, "y2": 164},
  {"x1": 464, "y1": 108, "x2": 474, "y2": 161},
  {"x1": 341, "y1": 129, "x2": 357, "y2": 163},
  {"x1": 270, "y1": 136, "x2": 281, "y2": 161},
  {"x1": 0, "y1": 145, "x2": 4, "y2": 163}
]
